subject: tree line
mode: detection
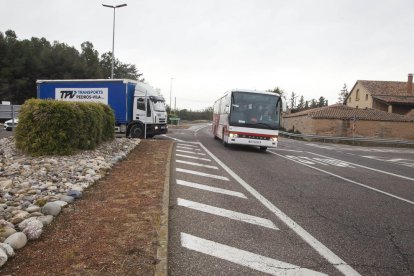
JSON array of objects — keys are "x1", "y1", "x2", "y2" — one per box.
[
  {"x1": 167, "y1": 106, "x2": 213, "y2": 121},
  {"x1": 267, "y1": 84, "x2": 350, "y2": 113},
  {"x1": 0, "y1": 30, "x2": 143, "y2": 104}
]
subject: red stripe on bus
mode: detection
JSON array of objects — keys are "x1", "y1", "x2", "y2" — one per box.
[{"x1": 230, "y1": 131, "x2": 278, "y2": 138}]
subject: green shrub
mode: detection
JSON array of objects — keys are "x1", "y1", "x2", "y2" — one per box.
[{"x1": 15, "y1": 99, "x2": 115, "y2": 156}]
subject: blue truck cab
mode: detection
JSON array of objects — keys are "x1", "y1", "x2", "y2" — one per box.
[{"x1": 37, "y1": 79, "x2": 168, "y2": 138}]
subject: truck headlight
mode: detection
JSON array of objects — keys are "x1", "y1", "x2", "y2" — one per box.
[{"x1": 155, "y1": 126, "x2": 159, "y2": 130}]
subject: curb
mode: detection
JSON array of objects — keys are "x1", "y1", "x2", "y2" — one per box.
[{"x1": 155, "y1": 141, "x2": 174, "y2": 276}]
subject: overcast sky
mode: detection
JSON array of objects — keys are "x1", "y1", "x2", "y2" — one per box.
[{"x1": 1, "y1": 0, "x2": 413, "y2": 110}]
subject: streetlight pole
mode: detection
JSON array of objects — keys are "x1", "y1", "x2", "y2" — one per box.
[
  {"x1": 102, "y1": 3, "x2": 127, "y2": 79},
  {"x1": 169, "y1": 77, "x2": 174, "y2": 113}
]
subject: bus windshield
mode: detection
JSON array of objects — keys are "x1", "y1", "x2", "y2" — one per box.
[{"x1": 229, "y1": 92, "x2": 281, "y2": 129}]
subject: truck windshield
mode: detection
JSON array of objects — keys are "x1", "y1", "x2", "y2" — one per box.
[
  {"x1": 152, "y1": 99, "x2": 166, "y2": 112},
  {"x1": 229, "y1": 92, "x2": 281, "y2": 130}
]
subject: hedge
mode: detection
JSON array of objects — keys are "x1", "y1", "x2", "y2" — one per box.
[{"x1": 15, "y1": 99, "x2": 115, "y2": 156}]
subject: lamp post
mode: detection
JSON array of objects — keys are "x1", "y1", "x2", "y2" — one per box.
[
  {"x1": 102, "y1": 3, "x2": 127, "y2": 79},
  {"x1": 169, "y1": 77, "x2": 174, "y2": 113}
]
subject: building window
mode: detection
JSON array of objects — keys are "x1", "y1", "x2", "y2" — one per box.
[
  {"x1": 365, "y1": 94, "x2": 368, "y2": 101},
  {"x1": 356, "y1": 89, "x2": 360, "y2": 101}
]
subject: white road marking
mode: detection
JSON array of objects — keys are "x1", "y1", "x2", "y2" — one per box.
[
  {"x1": 271, "y1": 151, "x2": 414, "y2": 206},
  {"x1": 178, "y1": 198, "x2": 278, "y2": 230},
  {"x1": 177, "y1": 145, "x2": 201, "y2": 150},
  {"x1": 178, "y1": 143, "x2": 198, "y2": 147},
  {"x1": 272, "y1": 148, "x2": 304, "y2": 153},
  {"x1": 181, "y1": 233, "x2": 327, "y2": 276},
  {"x1": 176, "y1": 168, "x2": 229, "y2": 181},
  {"x1": 362, "y1": 155, "x2": 414, "y2": 168},
  {"x1": 177, "y1": 141, "x2": 199, "y2": 146},
  {"x1": 176, "y1": 160, "x2": 218, "y2": 169},
  {"x1": 176, "y1": 149, "x2": 206, "y2": 156},
  {"x1": 162, "y1": 135, "x2": 186, "y2": 142},
  {"x1": 176, "y1": 154, "x2": 211, "y2": 162},
  {"x1": 199, "y1": 143, "x2": 360, "y2": 276},
  {"x1": 176, "y1": 179, "x2": 247, "y2": 199},
  {"x1": 308, "y1": 152, "x2": 414, "y2": 182}
]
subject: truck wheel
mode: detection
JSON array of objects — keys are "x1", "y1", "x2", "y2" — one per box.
[{"x1": 130, "y1": 124, "x2": 144, "y2": 138}]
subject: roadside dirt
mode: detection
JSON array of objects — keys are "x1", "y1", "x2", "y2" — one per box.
[{"x1": 0, "y1": 139, "x2": 173, "y2": 276}]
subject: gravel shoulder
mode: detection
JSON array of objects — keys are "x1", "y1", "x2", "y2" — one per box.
[{"x1": 0, "y1": 139, "x2": 173, "y2": 275}]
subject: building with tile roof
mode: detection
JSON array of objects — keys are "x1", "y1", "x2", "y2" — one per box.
[
  {"x1": 282, "y1": 105, "x2": 414, "y2": 140},
  {"x1": 344, "y1": 74, "x2": 414, "y2": 115}
]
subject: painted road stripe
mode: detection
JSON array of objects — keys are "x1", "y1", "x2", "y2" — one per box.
[
  {"x1": 176, "y1": 179, "x2": 247, "y2": 199},
  {"x1": 177, "y1": 146, "x2": 201, "y2": 151},
  {"x1": 181, "y1": 233, "x2": 326, "y2": 276},
  {"x1": 199, "y1": 143, "x2": 360, "y2": 276},
  {"x1": 270, "y1": 151, "x2": 414, "y2": 206},
  {"x1": 176, "y1": 154, "x2": 211, "y2": 162},
  {"x1": 178, "y1": 198, "x2": 278, "y2": 230},
  {"x1": 176, "y1": 160, "x2": 218, "y2": 169},
  {"x1": 176, "y1": 149, "x2": 206, "y2": 156},
  {"x1": 308, "y1": 151, "x2": 414, "y2": 182},
  {"x1": 162, "y1": 135, "x2": 186, "y2": 142},
  {"x1": 177, "y1": 142, "x2": 198, "y2": 146},
  {"x1": 176, "y1": 168, "x2": 229, "y2": 181}
]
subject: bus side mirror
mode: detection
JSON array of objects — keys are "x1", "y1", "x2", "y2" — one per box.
[{"x1": 281, "y1": 98, "x2": 287, "y2": 112}]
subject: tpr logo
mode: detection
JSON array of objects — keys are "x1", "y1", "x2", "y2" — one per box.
[{"x1": 60, "y1": 90, "x2": 77, "y2": 99}]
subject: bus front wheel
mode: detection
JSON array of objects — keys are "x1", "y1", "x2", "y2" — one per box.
[
  {"x1": 222, "y1": 131, "x2": 228, "y2": 147},
  {"x1": 259, "y1": 146, "x2": 267, "y2": 151}
]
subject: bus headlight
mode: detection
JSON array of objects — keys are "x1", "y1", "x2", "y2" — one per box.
[
  {"x1": 270, "y1": 136, "x2": 278, "y2": 142},
  {"x1": 229, "y1": 133, "x2": 238, "y2": 138}
]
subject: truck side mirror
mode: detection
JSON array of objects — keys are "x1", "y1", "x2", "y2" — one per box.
[{"x1": 224, "y1": 105, "x2": 230, "y2": 113}]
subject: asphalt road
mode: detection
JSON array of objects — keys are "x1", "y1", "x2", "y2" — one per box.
[{"x1": 164, "y1": 125, "x2": 414, "y2": 275}]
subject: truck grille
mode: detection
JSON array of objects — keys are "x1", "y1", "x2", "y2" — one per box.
[{"x1": 159, "y1": 118, "x2": 166, "y2": 123}]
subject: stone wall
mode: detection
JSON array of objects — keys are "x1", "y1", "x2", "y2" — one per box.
[{"x1": 283, "y1": 116, "x2": 414, "y2": 140}]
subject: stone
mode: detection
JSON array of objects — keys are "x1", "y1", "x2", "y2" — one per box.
[
  {"x1": 4, "y1": 232, "x2": 27, "y2": 250},
  {"x1": 37, "y1": 215, "x2": 53, "y2": 226},
  {"x1": 9, "y1": 211, "x2": 30, "y2": 225},
  {"x1": 59, "y1": 195, "x2": 75, "y2": 203},
  {"x1": 42, "y1": 202, "x2": 61, "y2": 216},
  {"x1": 18, "y1": 217, "x2": 39, "y2": 231},
  {"x1": 22, "y1": 220, "x2": 43, "y2": 240},
  {"x1": 0, "y1": 243, "x2": 15, "y2": 257},
  {"x1": 0, "y1": 247, "x2": 7, "y2": 267},
  {"x1": 67, "y1": 190, "x2": 82, "y2": 199},
  {"x1": 0, "y1": 227, "x2": 16, "y2": 240},
  {"x1": 52, "y1": 200, "x2": 68, "y2": 208},
  {"x1": 26, "y1": 206, "x2": 41, "y2": 213}
]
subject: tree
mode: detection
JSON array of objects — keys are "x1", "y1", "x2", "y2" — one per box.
[
  {"x1": 0, "y1": 30, "x2": 145, "y2": 104},
  {"x1": 289, "y1": 92, "x2": 297, "y2": 110},
  {"x1": 297, "y1": 95, "x2": 305, "y2": 110},
  {"x1": 318, "y1": 96, "x2": 327, "y2": 107},
  {"x1": 337, "y1": 83, "x2": 349, "y2": 104},
  {"x1": 267, "y1": 86, "x2": 285, "y2": 98}
]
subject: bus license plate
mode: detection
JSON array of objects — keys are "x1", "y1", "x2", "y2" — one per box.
[{"x1": 248, "y1": 140, "x2": 261, "y2": 144}]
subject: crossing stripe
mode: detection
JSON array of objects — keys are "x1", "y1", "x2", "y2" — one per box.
[
  {"x1": 181, "y1": 233, "x2": 326, "y2": 276},
  {"x1": 177, "y1": 146, "x2": 201, "y2": 151},
  {"x1": 176, "y1": 149, "x2": 206, "y2": 156},
  {"x1": 176, "y1": 154, "x2": 211, "y2": 162},
  {"x1": 178, "y1": 142, "x2": 198, "y2": 147},
  {"x1": 178, "y1": 198, "x2": 278, "y2": 229},
  {"x1": 177, "y1": 179, "x2": 247, "y2": 199},
  {"x1": 176, "y1": 160, "x2": 218, "y2": 169},
  {"x1": 176, "y1": 168, "x2": 229, "y2": 181}
]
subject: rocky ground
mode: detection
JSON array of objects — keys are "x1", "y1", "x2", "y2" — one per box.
[{"x1": 0, "y1": 137, "x2": 172, "y2": 274}]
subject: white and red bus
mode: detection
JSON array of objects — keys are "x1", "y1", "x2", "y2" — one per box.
[{"x1": 212, "y1": 89, "x2": 285, "y2": 151}]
